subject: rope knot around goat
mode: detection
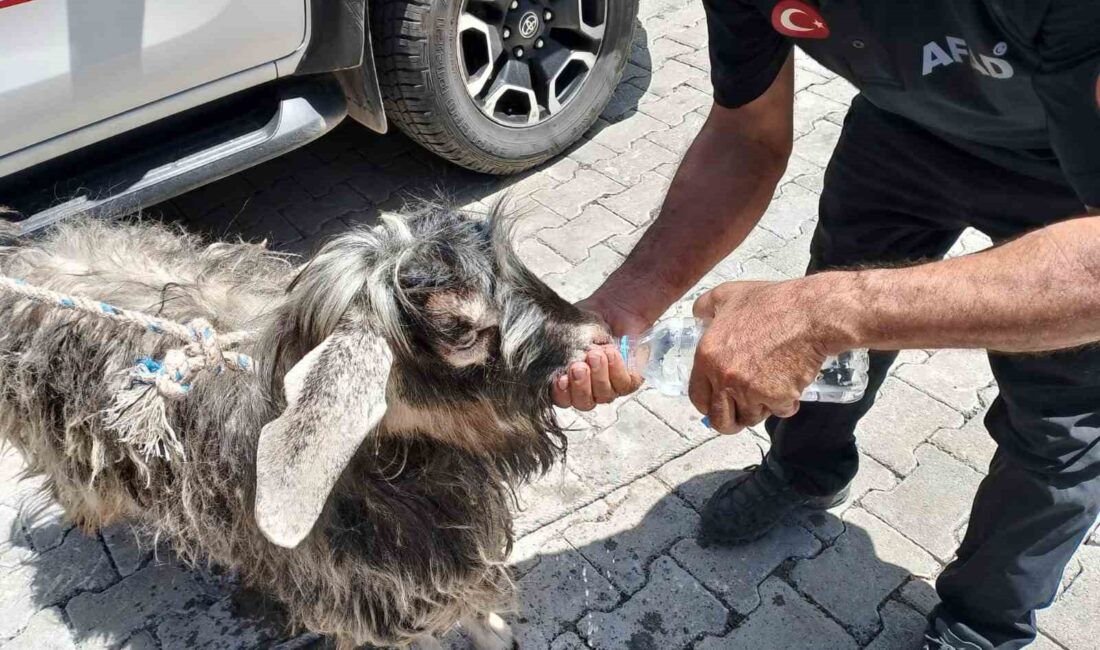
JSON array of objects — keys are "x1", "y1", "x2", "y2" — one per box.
[{"x1": 0, "y1": 276, "x2": 256, "y2": 462}]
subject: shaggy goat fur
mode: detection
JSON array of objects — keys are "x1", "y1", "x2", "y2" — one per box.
[{"x1": 0, "y1": 208, "x2": 605, "y2": 648}]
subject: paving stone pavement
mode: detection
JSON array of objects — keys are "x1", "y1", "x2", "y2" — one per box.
[{"x1": 0, "y1": 1, "x2": 1094, "y2": 648}]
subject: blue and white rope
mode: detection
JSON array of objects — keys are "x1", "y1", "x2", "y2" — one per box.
[{"x1": 0, "y1": 275, "x2": 256, "y2": 399}]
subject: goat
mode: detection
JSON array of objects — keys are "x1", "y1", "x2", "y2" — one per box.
[{"x1": 0, "y1": 205, "x2": 608, "y2": 649}]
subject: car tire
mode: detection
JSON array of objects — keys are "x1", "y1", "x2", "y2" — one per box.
[{"x1": 372, "y1": 0, "x2": 637, "y2": 174}]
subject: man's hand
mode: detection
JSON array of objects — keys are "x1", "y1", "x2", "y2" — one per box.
[
  {"x1": 689, "y1": 280, "x2": 833, "y2": 434},
  {"x1": 551, "y1": 295, "x2": 646, "y2": 411}
]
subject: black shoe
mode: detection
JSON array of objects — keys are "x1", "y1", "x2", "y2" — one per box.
[{"x1": 699, "y1": 454, "x2": 849, "y2": 546}]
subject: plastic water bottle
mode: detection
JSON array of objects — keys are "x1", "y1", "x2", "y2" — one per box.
[{"x1": 619, "y1": 316, "x2": 870, "y2": 404}]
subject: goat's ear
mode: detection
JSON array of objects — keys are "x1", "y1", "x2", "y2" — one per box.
[{"x1": 254, "y1": 325, "x2": 392, "y2": 548}]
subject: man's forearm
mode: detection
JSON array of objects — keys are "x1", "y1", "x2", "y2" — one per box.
[
  {"x1": 591, "y1": 56, "x2": 796, "y2": 324},
  {"x1": 597, "y1": 115, "x2": 788, "y2": 321},
  {"x1": 814, "y1": 215, "x2": 1100, "y2": 353}
]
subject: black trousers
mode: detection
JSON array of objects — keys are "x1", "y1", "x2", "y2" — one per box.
[{"x1": 764, "y1": 96, "x2": 1100, "y2": 649}]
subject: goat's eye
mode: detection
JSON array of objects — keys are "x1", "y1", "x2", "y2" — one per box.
[{"x1": 453, "y1": 329, "x2": 479, "y2": 350}]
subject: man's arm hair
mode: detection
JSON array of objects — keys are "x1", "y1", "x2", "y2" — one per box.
[{"x1": 813, "y1": 215, "x2": 1100, "y2": 353}]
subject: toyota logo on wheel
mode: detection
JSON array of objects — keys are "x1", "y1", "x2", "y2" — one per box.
[{"x1": 518, "y1": 12, "x2": 540, "y2": 38}]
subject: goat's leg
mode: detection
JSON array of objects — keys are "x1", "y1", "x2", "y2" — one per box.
[{"x1": 462, "y1": 612, "x2": 517, "y2": 650}]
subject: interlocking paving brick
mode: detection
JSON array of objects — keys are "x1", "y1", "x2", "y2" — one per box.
[
  {"x1": 516, "y1": 239, "x2": 574, "y2": 277},
  {"x1": 672, "y1": 525, "x2": 820, "y2": 614},
  {"x1": 638, "y1": 38, "x2": 692, "y2": 70},
  {"x1": 645, "y1": 111, "x2": 705, "y2": 155},
  {"x1": 795, "y1": 66, "x2": 830, "y2": 92},
  {"x1": 4, "y1": 607, "x2": 76, "y2": 650},
  {"x1": 620, "y1": 62, "x2": 652, "y2": 88},
  {"x1": 512, "y1": 463, "x2": 597, "y2": 537},
  {"x1": 483, "y1": 168, "x2": 559, "y2": 206},
  {"x1": 698, "y1": 577, "x2": 857, "y2": 650},
  {"x1": 946, "y1": 227, "x2": 994, "y2": 258},
  {"x1": 639, "y1": 84, "x2": 712, "y2": 127},
  {"x1": 856, "y1": 378, "x2": 965, "y2": 476},
  {"x1": 584, "y1": 556, "x2": 727, "y2": 650},
  {"x1": 795, "y1": 50, "x2": 838, "y2": 79},
  {"x1": 101, "y1": 525, "x2": 152, "y2": 578},
  {"x1": 564, "y1": 476, "x2": 698, "y2": 594},
  {"x1": 793, "y1": 118, "x2": 845, "y2": 167},
  {"x1": 675, "y1": 47, "x2": 711, "y2": 73},
  {"x1": 930, "y1": 411, "x2": 997, "y2": 474},
  {"x1": 345, "y1": 155, "x2": 426, "y2": 204},
  {"x1": 510, "y1": 508, "x2": 592, "y2": 578},
  {"x1": 172, "y1": 174, "x2": 256, "y2": 219},
  {"x1": 736, "y1": 258, "x2": 791, "y2": 282},
  {"x1": 790, "y1": 508, "x2": 939, "y2": 642},
  {"x1": 280, "y1": 183, "x2": 374, "y2": 236},
  {"x1": 808, "y1": 77, "x2": 859, "y2": 105},
  {"x1": 894, "y1": 349, "x2": 994, "y2": 414},
  {"x1": 664, "y1": 23, "x2": 709, "y2": 50},
  {"x1": 532, "y1": 169, "x2": 626, "y2": 219},
  {"x1": 538, "y1": 205, "x2": 634, "y2": 263},
  {"x1": 635, "y1": 59, "x2": 709, "y2": 97},
  {"x1": 511, "y1": 202, "x2": 568, "y2": 241},
  {"x1": 542, "y1": 244, "x2": 624, "y2": 303},
  {"x1": 66, "y1": 562, "x2": 218, "y2": 644},
  {"x1": 606, "y1": 227, "x2": 645, "y2": 257},
  {"x1": 157, "y1": 596, "x2": 285, "y2": 650},
  {"x1": 542, "y1": 156, "x2": 581, "y2": 183},
  {"x1": 897, "y1": 576, "x2": 940, "y2": 616},
  {"x1": 637, "y1": 389, "x2": 716, "y2": 442},
  {"x1": 758, "y1": 182, "x2": 820, "y2": 240},
  {"x1": 514, "y1": 541, "x2": 620, "y2": 643},
  {"x1": 549, "y1": 631, "x2": 586, "y2": 649},
  {"x1": 760, "y1": 229, "x2": 813, "y2": 278},
  {"x1": 795, "y1": 452, "x2": 898, "y2": 544},
  {"x1": 1039, "y1": 546, "x2": 1100, "y2": 650},
  {"x1": 598, "y1": 171, "x2": 669, "y2": 226},
  {"x1": 290, "y1": 151, "x2": 365, "y2": 198},
  {"x1": 1, "y1": 530, "x2": 116, "y2": 639},
  {"x1": 22, "y1": 501, "x2": 74, "y2": 552},
  {"x1": 864, "y1": 446, "x2": 984, "y2": 561},
  {"x1": 864, "y1": 600, "x2": 929, "y2": 650},
  {"x1": 592, "y1": 140, "x2": 678, "y2": 186},
  {"x1": 653, "y1": 160, "x2": 680, "y2": 179},
  {"x1": 567, "y1": 402, "x2": 694, "y2": 494},
  {"x1": 777, "y1": 152, "x2": 825, "y2": 190},
  {"x1": 601, "y1": 82, "x2": 648, "y2": 123},
  {"x1": 792, "y1": 91, "x2": 849, "y2": 139},
  {"x1": 587, "y1": 113, "x2": 668, "y2": 154},
  {"x1": 794, "y1": 167, "x2": 826, "y2": 194},
  {"x1": 566, "y1": 139, "x2": 616, "y2": 166}
]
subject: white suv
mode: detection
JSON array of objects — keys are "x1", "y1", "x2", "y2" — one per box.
[{"x1": 1, "y1": 0, "x2": 636, "y2": 231}]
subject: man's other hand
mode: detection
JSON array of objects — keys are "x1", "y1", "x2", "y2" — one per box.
[
  {"x1": 689, "y1": 280, "x2": 833, "y2": 434},
  {"x1": 551, "y1": 295, "x2": 646, "y2": 411}
]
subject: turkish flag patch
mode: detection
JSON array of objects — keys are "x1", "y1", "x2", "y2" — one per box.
[
  {"x1": 771, "y1": 0, "x2": 830, "y2": 40},
  {"x1": 0, "y1": 0, "x2": 36, "y2": 8}
]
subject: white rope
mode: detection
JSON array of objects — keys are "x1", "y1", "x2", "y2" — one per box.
[{"x1": 0, "y1": 275, "x2": 258, "y2": 461}]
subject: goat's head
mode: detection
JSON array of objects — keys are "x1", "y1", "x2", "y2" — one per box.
[{"x1": 253, "y1": 203, "x2": 608, "y2": 547}]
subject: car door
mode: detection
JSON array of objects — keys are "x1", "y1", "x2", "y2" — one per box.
[{"x1": 0, "y1": 0, "x2": 307, "y2": 160}]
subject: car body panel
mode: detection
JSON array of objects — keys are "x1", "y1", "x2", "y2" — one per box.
[{"x1": 0, "y1": 0, "x2": 308, "y2": 159}]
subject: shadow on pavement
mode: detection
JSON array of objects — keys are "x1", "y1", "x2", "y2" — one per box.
[{"x1": 6, "y1": 462, "x2": 937, "y2": 649}]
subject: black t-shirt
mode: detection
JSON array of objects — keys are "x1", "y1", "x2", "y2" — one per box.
[{"x1": 704, "y1": 0, "x2": 1100, "y2": 206}]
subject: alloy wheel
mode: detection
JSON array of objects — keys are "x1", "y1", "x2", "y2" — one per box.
[{"x1": 457, "y1": 0, "x2": 607, "y2": 126}]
